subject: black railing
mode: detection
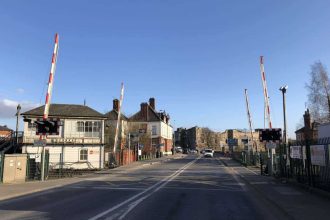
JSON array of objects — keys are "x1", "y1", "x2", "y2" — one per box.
[
  {"x1": 0, "y1": 132, "x2": 23, "y2": 153},
  {"x1": 231, "y1": 137, "x2": 330, "y2": 192}
]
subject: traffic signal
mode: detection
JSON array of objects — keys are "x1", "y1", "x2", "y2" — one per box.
[
  {"x1": 35, "y1": 118, "x2": 60, "y2": 135},
  {"x1": 259, "y1": 128, "x2": 282, "y2": 142}
]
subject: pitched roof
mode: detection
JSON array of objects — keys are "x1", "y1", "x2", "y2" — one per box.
[
  {"x1": 21, "y1": 104, "x2": 106, "y2": 119},
  {"x1": 104, "y1": 110, "x2": 128, "y2": 120},
  {"x1": 295, "y1": 127, "x2": 305, "y2": 134},
  {"x1": 129, "y1": 105, "x2": 161, "y2": 122},
  {"x1": 0, "y1": 125, "x2": 12, "y2": 131}
]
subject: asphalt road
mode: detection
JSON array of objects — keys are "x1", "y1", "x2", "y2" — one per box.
[{"x1": 0, "y1": 154, "x2": 329, "y2": 220}]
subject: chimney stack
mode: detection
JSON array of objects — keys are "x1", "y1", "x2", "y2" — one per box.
[
  {"x1": 149, "y1": 97, "x2": 155, "y2": 110},
  {"x1": 304, "y1": 108, "x2": 311, "y2": 129},
  {"x1": 141, "y1": 102, "x2": 149, "y2": 121},
  {"x1": 113, "y1": 99, "x2": 119, "y2": 112},
  {"x1": 303, "y1": 108, "x2": 313, "y2": 140}
]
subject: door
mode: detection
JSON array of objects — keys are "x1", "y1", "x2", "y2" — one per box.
[
  {"x1": 3, "y1": 156, "x2": 16, "y2": 183},
  {"x1": 14, "y1": 156, "x2": 27, "y2": 182}
]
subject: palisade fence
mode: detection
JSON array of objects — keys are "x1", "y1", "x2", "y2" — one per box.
[
  {"x1": 232, "y1": 150, "x2": 267, "y2": 167},
  {"x1": 283, "y1": 137, "x2": 330, "y2": 192},
  {"x1": 232, "y1": 137, "x2": 330, "y2": 192}
]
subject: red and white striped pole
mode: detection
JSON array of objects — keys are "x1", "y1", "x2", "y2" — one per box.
[
  {"x1": 113, "y1": 82, "x2": 125, "y2": 154},
  {"x1": 43, "y1": 33, "x2": 59, "y2": 120},
  {"x1": 244, "y1": 89, "x2": 257, "y2": 152},
  {"x1": 260, "y1": 56, "x2": 272, "y2": 129},
  {"x1": 40, "y1": 33, "x2": 59, "y2": 181}
]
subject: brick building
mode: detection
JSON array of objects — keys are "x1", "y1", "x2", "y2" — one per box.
[
  {"x1": 295, "y1": 109, "x2": 319, "y2": 142},
  {"x1": 0, "y1": 125, "x2": 12, "y2": 138},
  {"x1": 175, "y1": 126, "x2": 262, "y2": 152},
  {"x1": 128, "y1": 98, "x2": 173, "y2": 156}
]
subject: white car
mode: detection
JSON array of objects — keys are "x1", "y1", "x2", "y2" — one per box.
[
  {"x1": 175, "y1": 146, "x2": 183, "y2": 153},
  {"x1": 204, "y1": 149, "x2": 214, "y2": 158}
]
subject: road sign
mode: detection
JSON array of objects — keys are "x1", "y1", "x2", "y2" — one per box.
[
  {"x1": 227, "y1": 138, "x2": 238, "y2": 146},
  {"x1": 34, "y1": 140, "x2": 46, "y2": 147},
  {"x1": 158, "y1": 143, "x2": 165, "y2": 147},
  {"x1": 266, "y1": 142, "x2": 277, "y2": 149}
]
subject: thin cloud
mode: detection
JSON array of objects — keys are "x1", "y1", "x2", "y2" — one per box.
[
  {"x1": 0, "y1": 98, "x2": 40, "y2": 118},
  {"x1": 16, "y1": 88, "x2": 25, "y2": 94}
]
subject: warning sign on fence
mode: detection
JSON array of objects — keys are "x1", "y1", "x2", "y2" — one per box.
[
  {"x1": 310, "y1": 145, "x2": 326, "y2": 166},
  {"x1": 290, "y1": 146, "x2": 306, "y2": 159}
]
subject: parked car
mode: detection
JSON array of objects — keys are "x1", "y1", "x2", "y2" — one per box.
[
  {"x1": 189, "y1": 149, "x2": 198, "y2": 154},
  {"x1": 204, "y1": 149, "x2": 214, "y2": 158},
  {"x1": 175, "y1": 146, "x2": 183, "y2": 153}
]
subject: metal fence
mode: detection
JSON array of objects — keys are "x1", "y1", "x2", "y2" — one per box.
[
  {"x1": 26, "y1": 152, "x2": 99, "y2": 181},
  {"x1": 0, "y1": 153, "x2": 4, "y2": 182},
  {"x1": 232, "y1": 137, "x2": 330, "y2": 192},
  {"x1": 283, "y1": 138, "x2": 330, "y2": 192}
]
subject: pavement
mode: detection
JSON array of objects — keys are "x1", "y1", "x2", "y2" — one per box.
[
  {"x1": 0, "y1": 153, "x2": 329, "y2": 220},
  {"x1": 219, "y1": 156, "x2": 330, "y2": 220},
  {"x1": 0, "y1": 153, "x2": 185, "y2": 202}
]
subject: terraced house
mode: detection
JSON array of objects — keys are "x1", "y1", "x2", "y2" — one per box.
[{"x1": 21, "y1": 104, "x2": 106, "y2": 170}]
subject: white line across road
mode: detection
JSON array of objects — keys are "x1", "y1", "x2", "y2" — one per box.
[{"x1": 88, "y1": 156, "x2": 201, "y2": 220}]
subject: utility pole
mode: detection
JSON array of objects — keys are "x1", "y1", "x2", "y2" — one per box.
[
  {"x1": 15, "y1": 104, "x2": 21, "y2": 147},
  {"x1": 280, "y1": 86, "x2": 290, "y2": 167}
]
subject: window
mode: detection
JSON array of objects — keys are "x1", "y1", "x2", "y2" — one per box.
[
  {"x1": 152, "y1": 138, "x2": 158, "y2": 148},
  {"x1": 77, "y1": 121, "x2": 84, "y2": 132},
  {"x1": 28, "y1": 122, "x2": 36, "y2": 130},
  {"x1": 79, "y1": 149, "x2": 88, "y2": 161},
  {"x1": 85, "y1": 121, "x2": 101, "y2": 137},
  {"x1": 93, "y1": 121, "x2": 100, "y2": 132},
  {"x1": 77, "y1": 121, "x2": 101, "y2": 137},
  {"x1": 152, "y1": 125, "x2": 157, "y2": 135},
  {"x1": 85, "y1": 121, "x2": 93, "y2": 133}
]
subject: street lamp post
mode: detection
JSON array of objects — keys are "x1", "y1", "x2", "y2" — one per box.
[
  {"x1": 128, "y1": 132, "x2": 131, "y2": 165},
  {"x1": 15, "y1": 104, "x2": 21, "y2": 146},
  {"x1": 279, "y1": 86, "x2": 290, "y2": 169}
]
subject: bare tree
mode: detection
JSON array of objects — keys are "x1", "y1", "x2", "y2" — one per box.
[
  {"x1": 127, "y1": 124, "x2": 152, "y2": 155},
  {"x1": 306, "y1": 61, "x2": 330, "y2": 122},
  {"x1": 104, "y1": 122, "x2": 116, "y2": 152},
  {"x1": 203, "y1": 127, "x2": 213, "y2": 148}
]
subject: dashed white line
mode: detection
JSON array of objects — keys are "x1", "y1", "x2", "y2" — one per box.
[{"x1": 88, "y1": 156, "x2": 200, "y2": 220}]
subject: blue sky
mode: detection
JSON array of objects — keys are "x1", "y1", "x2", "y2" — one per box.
[{"x1": 1, "y1": 0, "x2": 330, "y2": 138}]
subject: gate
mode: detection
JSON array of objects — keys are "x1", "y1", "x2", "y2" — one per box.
[{"x1": 26, "y1": 151, "x2": 50, "y2": 181}]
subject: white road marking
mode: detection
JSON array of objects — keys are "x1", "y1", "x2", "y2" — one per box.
[
  {"x1": 243, "y1": 167, "x2": 260, "y2": 175},
  {"x1": 250, "y1": 181, "x2": 268, "y2": 185},
  {"x1": 68, "y1": 186, "x2": 144, "y2": 191},
  {"x1": 88, "y1": 157, "x2": 200, "y2": 220},
  {"x1": 68, "y1": 185, "x2": 244, "y2": 192}
]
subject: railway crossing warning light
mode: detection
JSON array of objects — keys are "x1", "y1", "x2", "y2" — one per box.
[
  {"x1": 258, "y1": 128, "x2": 282, "y2": 143},
  {"x1": 35, "y1": 118, "x2": 60, "y2": 135}
]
